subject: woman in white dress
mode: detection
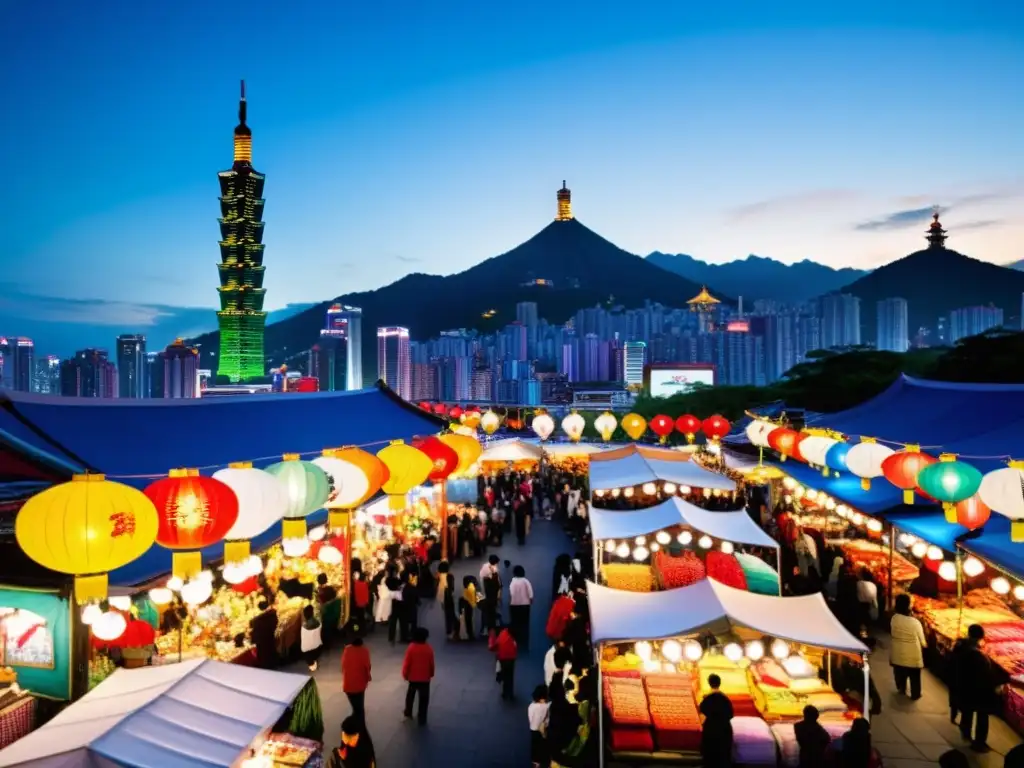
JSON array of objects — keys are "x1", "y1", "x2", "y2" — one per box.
[{"x1": 374, "y1": 577, "x2": 392, "y2": 624}]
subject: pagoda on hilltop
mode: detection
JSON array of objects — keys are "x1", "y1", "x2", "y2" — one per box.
[
  {"x1": 216, "y1": 81, "x2": 268, "y2": 383},
  {"x1": 555, "y1": 181, "x2": 573, "y2": 221},
  {"x1": 926, "y1": 207, "x2": 948, "y2": 248}
]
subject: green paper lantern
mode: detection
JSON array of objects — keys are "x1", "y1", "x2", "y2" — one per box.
[
  {"x1": 916, "y1": 455, "x2": 983, "y2": 523},
  {"x1": 266, "y1": 454, "x2": 331, "y2": 519}
]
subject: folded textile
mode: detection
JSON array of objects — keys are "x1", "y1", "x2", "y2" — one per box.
[
  {"x1": 603, "y1": 563, "x2": 655, "y2": 593},
  {"x1": 732, "y1": 716, "x2": 778, "y2": 765},
  {"x1": 654, "y1": 726, "x2": 703, "y2": 752},
  {"x1": 771, "y1": 721, "x2": 852, "y2": 767},
  {"x1": 780, "y1": 655, "x2": 816, "y2": 680},
  {"x1": 610, "y1": 725, "x2": 655, "y2": 752},
  {"x1": 706, "y1": 550, "x2": 749, "y2": 591}
]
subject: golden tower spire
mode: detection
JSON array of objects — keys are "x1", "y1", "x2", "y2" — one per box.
[
  {"x1": 233, "y1": 80, "x2": 252, "y2": 165},
  {"x1": 556, "y1": 180, "x2": 573, "y2": 221}
]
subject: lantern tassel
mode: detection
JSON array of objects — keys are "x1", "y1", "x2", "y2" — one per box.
[
  {"x1": 329, "y1": 511, "x2": 350, "y2": 531},
  {"x1": 282, "y1": 518, "x2": 307, "y2": 539},
  {"x1": 903, "y1": 489, "x2": 914, "y2": 505},
  {"x1": 172, "y1": 551, "x2": 202, "y2": 581},
  {"x1": 861, "y1": 478, "x2": 871, "y2": 491},
  {"x1": 388, "y1": 494, "x2": 406, "y2": 511},
  {"x1": 224, "y1": 540, "x2": 250, "y2": 565},
  {"x1": 821, "y1": 466, "x2": 829, "y2": 477},
  {"x1": 780, "y1": 454, "x2": 787, "y2": 463},
  {"x1": 74, "y1": 574, "x2": 108, "y2": 606},
  {"x1": 1012, "y1": 521, "x2": 1024, "y2": 543},
  {"x1": 943, "y1": 503, "x2": 957, "y2": 524}
]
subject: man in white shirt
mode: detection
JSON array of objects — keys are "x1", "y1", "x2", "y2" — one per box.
[
  {"x1": 480, "y1": 554, "x2": 499, "y2": 585},
  {"x1": 508, "y1": 564, "x2": 535, "y2": 650}
]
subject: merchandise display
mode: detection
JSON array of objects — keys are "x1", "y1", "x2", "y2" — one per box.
[{"x1": 602, "y1": 563, "x2": 655, "y2": 593}]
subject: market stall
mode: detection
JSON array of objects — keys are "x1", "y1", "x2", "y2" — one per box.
[
  {"x1": 0, "y1": 658, "x2": 318, "y2": 768},
  {"x1": 588, "y1": 578, "x2": 869, "y2": 767},
  {"x1": 592, "y1": 497, "x2": 780, "y2": 595}
]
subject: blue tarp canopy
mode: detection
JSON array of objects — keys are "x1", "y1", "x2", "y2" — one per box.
[
  {"x1": 768, "y1": 460, "x2": 919, "y2": 515},
  {"x1": 0, "y1": 382, "x2": 444, "y2": 586}
]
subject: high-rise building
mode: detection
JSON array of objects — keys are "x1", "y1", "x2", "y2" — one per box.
[
  {"x1": 949, "y1": 305, "x2": 1004, "y2": 343},
  {"x1": 377, "y1": 327, "x2": 411, "y2": 399},
  {"x1": 410, "y1": 362, "x2": 438, "y2": 401},
  {"x1": 820, "y1": 293, "x2": 861, "y2": 349},
  {"x1": 163, "y1": 339, "x2": 200, "y2": 398},
  {"x1": 516, "y1": 302, "x2": 539, "y2": 328},
  {"x1": 60, "y1": 349, "x2": 117, "y2": 398},
  {"x1": 623, "y1": 341, "x2": 646, "y2": 388},
  {"x1": 319, "y1": 304, "x2": 363, "y2": 390},
  {"x1": 216, "y1": 81, "x2": 268, "y2": 383},
  {"x1": 116, "y1": 334, "x2": 147, "y2": 398},
  {"x1": 555, "y1": 181, "x2": 573, "y2": 221},
  {"x1": 876, "y1": 298, "x2": 909, "y2": 352},
  {"x1": 0, "y1": 337, "x2": 34, "y2": 392},
  {"x1": 34, "y1": 355, "x2": 61, "y2": 394},
  {"x1": 146, "y1": 352, "x2": 165, "y2": 398}
]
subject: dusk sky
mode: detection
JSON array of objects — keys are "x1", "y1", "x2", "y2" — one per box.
[{"x1": 2, "y1": 1, "x2": 1023, "y2": 354}]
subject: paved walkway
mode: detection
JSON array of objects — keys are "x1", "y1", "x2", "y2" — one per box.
[{"x1": 289, "y1": 519, "x2": 572, "y2": 767}]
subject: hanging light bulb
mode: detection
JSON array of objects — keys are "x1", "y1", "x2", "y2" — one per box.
[
  {"x1": 635, "y1": 536, "x2": 647, "y2": 546},
  {"x1": 962, "y1": 557, "x2": 985, "y2": 578},
  {"x1": 650, "y1": 542, "x2": 661, "y2": 553},
  {"x1": 926, "y1": 545, "x2": 943, "y2": 561},
  {"x1": 655, "y1": 531, "x2": 672, "y2": 546},
  {"x1": 851, "y1": 513, "x2": 864, "y2": 526},
  {"x1": 108, "y1": 596, "x2": 131, "y2": 612},
  {"x1": 594, "y1": 489, "x2": 606, "y2": 498},
  {"x1": 1014, "y1": 585, "x2": 1024, "y2": 601},
  {"x1": 793, "y1": 486, "x2": 805, "y2": 499},
  {"x1": 604, "y1": 540, "x2": 617, "y2": 554},
  {"x1": 661, "y1": 639, "x2": 683, "y2": 663},
  {"x1": 81, "y1": 604, "x2": 102, "y2": 625},
  {"x1": 308, "y1": 525, "x2": 327, "y2": 542},
  {"x1": 642, "y1": 659, "x2": 661, "y2": 672},
  {"x1": 662, "y1": 482, "x2": 677, "y2": 495},
  {"x1": 805, "y1": 489, "x2": 818, "y2": 501},
  {"x1": 867, "y1": 519, "x2": 883, "y2": 533},
  {"x1": 681, "y1": 486, "x2": 691, "y2": 495},
  {"x1": 91, "y1": 611, "x2": 127, "y2": 642},
  {"x1": 721, "y1": 541, "x2": 734, "y2": 555},
  {"x1": 282, "y1": 537, "x2": 311, "y2": 557},
  {"x1": 180, "y1": 579, "x2": 213, "y2": 606},
  {"x1": 698, "y1": 535, "x2": 713, "y2": 549},
  {"x1": 836, "y1": 505, "x2": 849, "y2": 517},
  {"x1": 677, "y1": 531, "x2": 693, "y2": 546},
  {"x1": 898, "y1": 533, "x2": 917, "y2": 547},
  {"x1": 634, "y1": 641, "x2": 653, "y2": 661},
  {"x1": 198, "y1": 570, "x2": 214, "y2": 583},
  {"x1": 684, "y1": 640, "x2": 704, "y2": 661},
  {"x1": 823, "y1": 497, "x2": 836, "y2": 510},
  {"x1": 723, "y1": 643, "x2": 743, "y2": 662},
  {"x1": 911, "y1": 541, "x2": 928, "y2": 559},
  {"x1": 642, "y1": 482, "x2": 657, "y2": 495},
  {"x1": 745, "y1": 640, "x2": 765, "y2": 661},
  {"x1": 616, "y1": 543, "x2": 630, "y2": 558},
  {"x1": 991, "y1": 576, "x2": 1011, "y2": 595},
  {"x1": 611, "y1": 488, "x2": 621, "y2": 498},
  {"x1": 771, "y1": 639, "x2": 790, "y2": 660},
  {"x1": 632, "y1": 546, "x2": 650, "y2": 562},
  {"x1": 148, "y1": 587, "x2": 173, "y2": 606},
  {"x1": 166, "y1": 576, "x2": 184, "y2": 592},
  {"x1": 783, "y1": 494, "x2": 793, "y2": 505},
  {"x1": 938, "y1": 561, "x2": 957, "y2": 581},
  {"x1": 782, "y1": 477, "x2": 796, "y2": 490}
]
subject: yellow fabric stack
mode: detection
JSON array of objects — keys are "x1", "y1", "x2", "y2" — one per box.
[{"x1": 603, "y1": 563, "x2": 655, "y2": 593}]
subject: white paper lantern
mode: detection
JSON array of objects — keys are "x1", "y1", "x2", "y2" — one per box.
[
  {"x1": 604, "y1": 540, "x2": 617, "y2": 554},
  {"x1": 311, "y1": 454, "x2": 374, "y2": 510},
  {"x1": 771, "y1": 639, "x2": 791, "y2": 660},
  {"x1": 594, "y1": 412, "x2": 618, "y2": 442},
  {"x1": 148, "y1": 587, "x2": 173, "y2": 606},
  {"x1": 678, "y1": 531, "x2": 693, "y2": 546},
  {"x1": 745, "y1": 420, "x2": 775, "y2": 448},
  {"x1": 318, "y1": 543, "x2": 343, "y2": 565},
  {"x1": 698, "y1": 535, "x2": 713, "y2": 549},
  {"x1": 634, "y1": 641, "x2": 653, "y2": 661},
  {"x1": 166, "y1": 576, "x2": 184, "y2": 592},
  {"x1": 81, "y1": 604, "x2": 102, "y2": 625},
  {"x1": 684, "y1": 640, "x2": 704, "y2": 661},
  {"x1": 655, "y1": 531, "x2": 672, "y2": 546},
  {"x1": 642, "y1": 482, "x2": 658, "y2": 496},
  {"x1": 723, "y1": 643, "x2": 743, "y2": 662},
  {"x1": 938, "y1": 561, "x2": 957, "y2": 581},
  {"x1": 561, "y1": 413, "x2": 586, "y2": 442},
  {"x1": 661, "y1": 639, "x2": 683, "y2": 663},
  {"x1": 532, "y1": 413, "x2": 555, "y2": 441},
  {"x1": 282, "y1": 537, "x2": 311, "y2": 557},
  {"x1": 180, "y1": 579, "x2": 213, "y2": 606},
  {"x1": 480, "y1": 410, "x2": 501, "y2": 435},
  {"x1": 92, "y1": 611, "x2": 127, "y2": 641},
  {"x1": 992, "y1": 576, "x2": 1011, "y2": 595},
  {"x1": 198, "y1": 570, "x2": 214, "y2": 583},
  {"x1": 308, "y1": 525, "x2": 327, "y2": 542},
  {"x1": 845, "y1": 440, "x2": 895, "y2": 490},
  {"x1": 798, "y1": 436, "x2": 839, "y2": 467},
  {"x1": 616, "y1": 543, "x2": 630, "y2": 558},
  {"x1": 245, "y1": 555, "x2": 263, "y2": 577},
  {"x1": 221, "y1": 563, "x2": 251, "y2": 585},
  {"x1": 106, "y1": 596, "x2": 131, "y2": 612},
  {"x1": 979, "y1": 464, "x2": 1024, "y2": 541},
  {"x1": 962, "y1": 557, "x2": 985, "y2": 578},
  {"x1": 213, "y1": 464, "x2": 287, "y2": 543},
  {"x1": 745, "y1": 640, "x2": 765, "y2": 661}
]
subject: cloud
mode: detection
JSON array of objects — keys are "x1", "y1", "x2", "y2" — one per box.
[
  {"x1": 393, "y1": 254, "x2": 422, "y2": 264},
  {"x1": 853, "y1": 206, "x2": 940, "y2": 232},
  {"x1": 727, "y1": 189, "x2": 860, "y2": 222},
  {"x1": 956, "y1": 219, "x2": 1003, "y2": 231}
]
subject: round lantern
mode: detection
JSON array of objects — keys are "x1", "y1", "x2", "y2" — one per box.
[
  {"x1": 266, "y1": 455, "x2": 331, "y2": 540},
  {"x1": 881, "y1": 447, "x2": 938, "y2": 505},
  {"x1": 675, "y1": 414, "x2": 702, "y2": 444},
  {"x1": 412, "y1": 436, "x2": 459, "y2": 483},
  {"x1": 92, "y1": 611, "x2": 127, "y2": 643},
  {"x1": 798, "y1": 436, "x2": 839, "y2": 468},
  {"x1": 461, "y1": 410, "x2": 482, "y2": 430},
  {"x1": 649, "y1": 415, "x2": 674, "y2": 444},
  {"x1": 561, "y1": 413, "x2": 586, "y2": 443},
  {"x1": 448, "y1": 406, "x2": 463, "y2": 421},
  {"x1": 314, "y1": 446, "x2": 388, "y2": 531},
  {"x1": 594, "y1": 412, "x2": 618, "y2": 442},
  {"x1": 825, "y1": 442, "x2": 851, "y2": 474},
  {"x1": 432, "y1": 403, "x2": 447, "y2": 415},
  {"x1": 480, "y1": 410, "x2": 501, "y2": 435},
  {"x1": 439, "y1": 433, "x2": 483, "y2": 477},
  {"x1": 956, "y1": 494, "x2": 991, "y2": 532},
  {"x1": 702, "y1": 415, "x2": 730, "y2": 443},
  {"x1": 767, "y1": 428, "x2": 801, "y2": 462},
  {"x1": 744, "y1": 419, "x2": 774, "y2": 449},
  {"x1": 621, "y1": 413, "x2": 647, "y2": 441},
  {"x1": 845, "y1": 438, "x2": 895, "y2": 491},
  {"x1": 377, "y1": 440, "x2": 434, "y2": 510},
  {"x1": 532, "y1": 413, "x2": 555, "y2": 441},
  {"x1": 16, "y1": 474, "x2": 159, "y2": 604},
  {"x1": 916, "y1": 453, "x2": 983, "y2": 523},
  {"x1": 978, "y1": 461, "x2": 1024, "y2": 541},
  {"x1": 213, "y1": 463, "x2": 286, "y2": 565},
  {"x1": 144, "y1": 469, "x2": 239, "y2": 581}
]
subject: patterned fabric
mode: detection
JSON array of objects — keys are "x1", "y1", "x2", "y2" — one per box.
[{"x1": 0, "y1": 696, "x2": 35, "y2": 749}]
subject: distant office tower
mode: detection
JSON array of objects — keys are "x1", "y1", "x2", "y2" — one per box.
[
  {"x1": 516, "y1": 302, "x2": 539, "y2": 328},
  {"x1": 0, "y1": 337, "x2": 34, "y2": 392},
  {"x1": 411, "y1": 362, "x2": 439, "y2": 401},
  {"x1": 582, "y1": 333, "x2": 600, "y2": 381},
  {"x1": 216, "y1": 81, "x2": 268, "y2": 383},
  {"x1": 949, "y1": 305, "x2": 1004, "y2": 343},
  {"x1": 623, "y1": 341, "x2": 646, "y2": 388},
  {"x1": 60, "y1": 349, "x2": 117, "y2": 398},
  {"x1": 146, "y1": 352, "x2": 165, "y2": 398},
  {"x1": 560, "y1": 337, "x2": 580, "y2": 383},
  {"x1": 116, "y1": 334, "x2": 147, "y2": 398},
  {"x1": 35, "y1": 355, "x2": 61, "y2": 394},
  {"x1": 820, "y1": 293, "x2": 861, "y2": 349},
  {"x1": 377, "y1": 327, "x2": 411, "y2": 399},
  {"x1": 555, "y1": 181, "x2": 573, "y2": 221},
  {"x1": 320, "y1": 304, "x2": 363, "y2": 390},
  {"x1": 163, "y1": 338, "x2": 200, "y2": 398},
  {"x1": 876, "y1": 298, "x2": 909, "y2": 352}
]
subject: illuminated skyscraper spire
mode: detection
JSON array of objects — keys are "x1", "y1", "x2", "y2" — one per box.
[
  {"x1": 216, "y1": 81, "x2": 267, "y2": 382},
  {"x1": 556, "y1": 180, "x2": 573, "y2": 221},
  {"x1": 926, "y1": 207, "x2": 947, "y2": 249}
]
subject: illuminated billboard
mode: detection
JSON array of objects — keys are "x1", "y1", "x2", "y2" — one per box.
[{"x1": 644, "y1": 365, "x2": 716, "y2": 398}]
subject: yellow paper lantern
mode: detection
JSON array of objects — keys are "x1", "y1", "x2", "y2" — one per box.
[
  {"x1": 621, "y1": 413, "x2": 647, "y2": 441},
  {"x1": 461, "y1": 411, "x2": 482, "y2": 430},
  {"x1": 594, "y1": 412, "x2": 617, "y2": 442},
  {"x1": 439, "y1": 433, "x2": 483, "y2": 477},
  {"x1": 16, "y1": 474, "x2": 159, "y2": 604},
  {"x1": 377, "y1": 440, "x2": 433, "y2": 510}
]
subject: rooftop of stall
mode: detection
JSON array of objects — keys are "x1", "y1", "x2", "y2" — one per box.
[
  {"x1": 589, "y1": 443, "x2": 736, "y2": 493},
  {"x1": 0, "y1": 382, "x2": 445, "y2": 587}
]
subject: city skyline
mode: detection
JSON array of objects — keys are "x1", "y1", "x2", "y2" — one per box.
[{"x1": 2, "y1": 2, "x2": 1023, "y2": 357}]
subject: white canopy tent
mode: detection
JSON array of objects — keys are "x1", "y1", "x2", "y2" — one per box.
[
  {"x1": 0, "y1": 659, "x2": 309, "y2": 768},
  {"x1": 590, "y1": 496, "x2": 777, "y2": 549},
  {"x1": 589, "y1": 451, "x2": 736, "y2": 493},
  {"x1": 587, "y1": 578, "x2": 867, "y2": 653},
  {"x1": 538, "y1": 442, "x2": 607, "y2": 456},
  {"x1": 480, "y1": 438, "x2": 546, "y2": 462}
]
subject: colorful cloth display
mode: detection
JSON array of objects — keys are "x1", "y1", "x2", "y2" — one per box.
[
  {"x1": 602, "y1": 563, "x2": 655, "y2": 593},
  {"x1": 733, "y1": 552, "x2": 780, "y2": 595},
  {"x1": 731, "y1": 716, "x2": 778, "y2": 765},
  {"x1": 705, "y1": 551, "x2": 748, "y2": 590},
  {"x1": 645, "y1": 671, "x2": 702, "y2": 752},
  {"x1": 653, "y1": 550, "x2": 706, "y2": 590},
  {"x1": 770, "y1": 721, "x2": 852, "y2": 767}
]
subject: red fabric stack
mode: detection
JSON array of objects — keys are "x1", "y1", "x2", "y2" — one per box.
[
  {"x1": 645, "y1": 672, "x2": 702, "y2": 752},
  {"x1": 654, "y1": 550, "x2": 707, "y2": 589},
  {"x1": 705, "y1": 551, "x2": 748, "y2": 591},
  {"x1": 979, "y1": 621, "x2": 1024, "y2": 644},
  {"x1": 604, "y1": 675, "x2": 654, "y2": 752}
]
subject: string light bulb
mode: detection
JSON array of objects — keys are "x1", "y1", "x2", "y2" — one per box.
[
  {"x1": 662, "y1": 482, "x2": 677, "y2": 494},
  {"x1": 992, "y1": 576, "x2": 1011, "y2": 595},
  {"x1": 677, "y1": 531, "x2": 693, "y2": 546},
  {"x1": 745, "y1": 640, "x2": 765, "y2": 661},
  {"x1": 926, "y1": 545, "x2": 943, "y2": 561},
  {"x1": 632, "y1": 546, "x2": 650, "y2": 562},
  {"x1": 604, "y1": 540, "x2": 617, "y2": 554},
  {"x1": 616, "y1": 543, "x2": 630, "y2": 558},
  {"x1": 634, "y1": 641, "x2": 653, "y2": 661},
  {"x1": 938, "y1": 561, "x2": 957, "y2": 581},
  {"x1": 721, "y1": 541, "x2": 734, "y2": 555},
  {"x1": 655, "y1": 531, "x2": 671, "y2": 545},
  {"x1": 661, "y1": 639, "x2": 682, "y2": 663},
  {"x1": 684, "y1": 640, "x2": 704, "y2": 661},
  {"x1": 911, "y1": 542, "x2": 928, "y2": 559},
  {"x1": 723, "y1": 643, "x2": 743, "y2": 662},
  {"x1": 698, "y1": 535, "x2": 713, "y2": 549},
  {"x1": 771, "y1": 639, "x2": 790, "y2": 660},
  {"x1": 962, "y1": 557, "x2": 985, "y2": 578}
]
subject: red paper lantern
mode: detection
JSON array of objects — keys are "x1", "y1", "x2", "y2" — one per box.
[
  {"x1": 956, "y1": 494, "x2": 991, "y2": 531},
  {"x1": 411, "y1": 436, "x2": 459, "y2": 483},
  {"x1": 675, "y1": 414, "x2": 702, "y2": 444},
  {"x1": 767, "y1": 428, "x2": 801, "y2": 460},
  {"x1": 144, "y1": 470, "x2": 239, "y2": 550},
  {"x1": 881, "y1": 449, "x2": 937, "y2": 505},
  {"x1": 702, "y1": 414, "x2": 731, "y2": 442},
  {"x1": 449, "y1": 405, "x2": 464, "y2": 420},
  {"x1": 417, "y1": 401, "x2": 431, "y2": 412},
  {"x1": 432, "y1": 403, "x2": 447, "y2": 415},
  {"x1": 650, "y1": 414, "x2": 675, "y2": 443}
]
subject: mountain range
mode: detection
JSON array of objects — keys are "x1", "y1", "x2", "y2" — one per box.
[{"x1": 645, "y1": 252, "x2": 868, "y2": 304}]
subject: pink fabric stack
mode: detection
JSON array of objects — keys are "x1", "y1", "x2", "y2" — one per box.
[{"x1": 730, "y1": 716, "x2": 778, "y2": 765}]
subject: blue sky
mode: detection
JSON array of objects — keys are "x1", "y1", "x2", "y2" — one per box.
[{"x1": 2, "y1": 1, "x2": 1023, "y2": 355}]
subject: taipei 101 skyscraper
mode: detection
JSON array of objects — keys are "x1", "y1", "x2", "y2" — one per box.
[{"x1": 216, "y1": 81, "x2": 267, "y2": 382}]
